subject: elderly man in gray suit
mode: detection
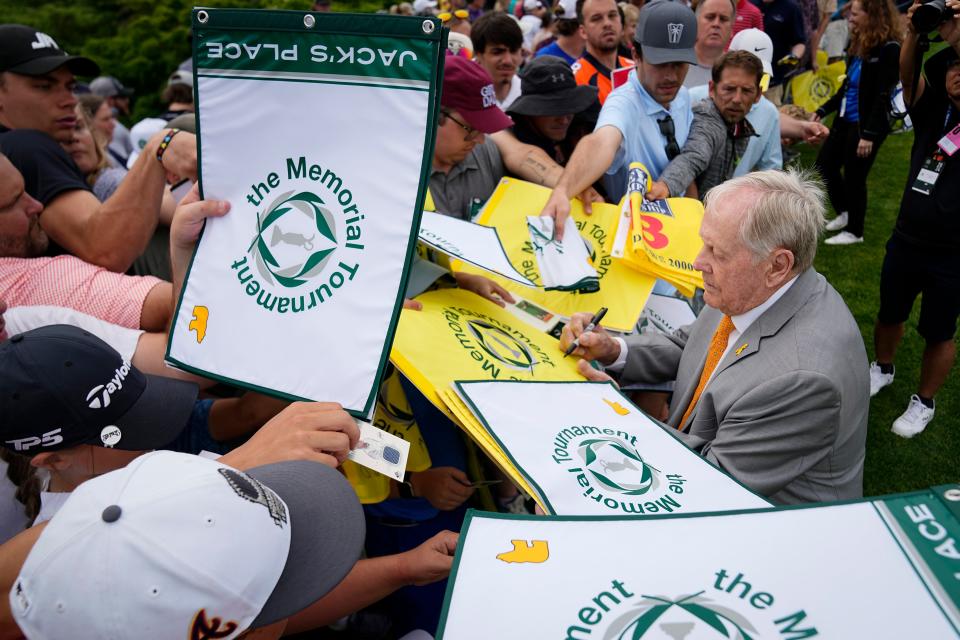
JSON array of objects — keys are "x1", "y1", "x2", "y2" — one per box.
[{"x1": 560, "y1": 169, "x2": 869, "y2": 505}]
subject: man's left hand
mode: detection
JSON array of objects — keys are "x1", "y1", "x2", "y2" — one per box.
[
  {"x1": 856, "y1": 138, "x2": 874, "y2": 158},
  {"x1": 154, "y1": 130, "x2": 198, "y2": 184}
]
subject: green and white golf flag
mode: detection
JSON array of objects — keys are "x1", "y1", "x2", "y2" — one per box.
[
  {"x1": 455, "y1": 381, "x2": 769, "y2": 516},
  {"x1": 167, "y1": 9, "x2": 444, "y2": 416},
  {"x1": 439, "y1": 486, "x2": 960, "y2": 638},
  {"x1": 418, "y1": 210, "x2": 535, "y2": 286}
]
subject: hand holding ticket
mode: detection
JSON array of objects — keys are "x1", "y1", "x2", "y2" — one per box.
[{"x1": 348, "y1": 419, "x2": 411, "y2": 481}]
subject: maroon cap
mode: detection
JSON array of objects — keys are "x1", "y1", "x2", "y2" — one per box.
[{"x1": 441, "y1": 54, "x2": 513, "y2": 134}]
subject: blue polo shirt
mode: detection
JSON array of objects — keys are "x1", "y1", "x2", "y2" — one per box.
[
  {"x1": 687, "y1": 84, "x2": 783, "y2": 176},
  {"x1": 595, "y1": 69, "x2": 693, "y2": 200}
]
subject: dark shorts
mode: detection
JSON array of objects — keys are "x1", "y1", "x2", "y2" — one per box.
[{"x1": 878, "y1": 235, "x2": 960, "y2": 343}]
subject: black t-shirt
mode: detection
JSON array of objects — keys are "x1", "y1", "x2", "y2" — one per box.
[
  {"x1": 751, "y1": 0, "x2": 806, "y2": 85},
  {"x1": 0, "y1": 125, "x2": 91, "y2": 205},
  {"x1": 896, "y1": 48, "x2": 960, "y2": 251},
  {"x1": 0, "y1": 125, "x2": 92, "y2": 257}
]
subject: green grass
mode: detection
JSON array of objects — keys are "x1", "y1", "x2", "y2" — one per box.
[{"x1": 795, "y1": 132, "x2": 959, "y2": 498}]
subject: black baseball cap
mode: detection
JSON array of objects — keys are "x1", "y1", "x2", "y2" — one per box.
[
  {"x1": 0, "y1": 24, "x2": 100, "y2": 77},
  {"x1": 0, "y1": 325, "x2": 198, "y2": 454}
]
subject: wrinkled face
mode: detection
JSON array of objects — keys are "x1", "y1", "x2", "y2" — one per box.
[
  {"x1": 434, "y1": 109, "x2": 485, "y2": 167},
  {"x1": 580, "y1": 0, "x2": 623, "y2": 54},
  {"x1": 709, "y1": 66, "x2": 760, "y2": 123},
  {"x1": 0, "y1": 156, "x2": 47, "y2": 258},
  {"x1": 475, "y1": 44, "x2": 522, "y2": 86},
  {"x1": 697, "y1": 0, "x2": 734, "y2": 50},
  {"x1": 63, "y1": 109, "x2": 100, "y2": 175},
  {"x1": 847, "y1": 0, "x2": 866, "y2": 32},
  {"x1": 91, "y1": 100, "x2": 115, "y2": 141},
  {"x1": 638, "y1": 59, "x2": 689, "y2": 106},
  {"x1": 693, "y1": 190, "x2": 770, "y2": 316},
  {"x1": 530, "y1": 113, "x2": 574, "y2": 141},
  {"x1": 0, "y1": 67, "x2": 78, "y2": 142}
]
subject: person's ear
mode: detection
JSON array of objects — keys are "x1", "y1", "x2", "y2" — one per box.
[
  {"x1": 30, "y1": 451, "x2": 70, "y2": 472},
  {"x1": 708, "y1": 80, "x2": 716, "y2": 101},
  {"x1": 767, "y1": 248, "x2": 795, "y2": 286}
]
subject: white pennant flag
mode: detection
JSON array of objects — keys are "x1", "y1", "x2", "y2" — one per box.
[
  {"x1": 166, "y1": 10, "x2": 444, "y2": 416},
  {"x1": 439, "y1": 486, "x2": 960, "y2": 638},
  {"x1": 455, "y1": 381, "x2": 769, "y2": 515}
]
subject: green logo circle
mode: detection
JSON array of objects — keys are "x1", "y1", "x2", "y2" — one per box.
[
  {"x1": 466, "y1": 319, "x2": 538, "y2": 372},
  {"x1": 577, "y1": 437, "x2": 658, "y2": 496},
  {"x1": 250, "y1": 190, "x2": 337, "y2": 288}
]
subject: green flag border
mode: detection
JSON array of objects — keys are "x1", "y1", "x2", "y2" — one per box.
[
  {"x1": 165, "y1": 8, "x2": 446, "y2": 418},
  {"x1": 436, "y1": 483, "x2": 960, "y2": 638}
]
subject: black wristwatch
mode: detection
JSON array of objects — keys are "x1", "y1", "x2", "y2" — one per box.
[{"x1": 398, "y1": 473, "x2": 416, "y2": 499}]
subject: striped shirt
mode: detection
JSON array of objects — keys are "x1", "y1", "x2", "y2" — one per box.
[{"x1": 0, "y1": 255, "x2": 162, "y2": 329}]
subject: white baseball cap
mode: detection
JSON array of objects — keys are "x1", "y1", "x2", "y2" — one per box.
[
  {"x1": 729, "y1": 28, "x2": 774, "y2": 77},
  {"x1": 10, "y1": 450, "x2": 364, "y2": 639},
  {"x1": 413, "y1": 0, "x2": 437, "y2": 13},
  {"x1": 126, "y1": 117, "x2": 167, "y2": 168},
  {"x1": 555, "y1": 0, "x2": 577, "y2": 19}
]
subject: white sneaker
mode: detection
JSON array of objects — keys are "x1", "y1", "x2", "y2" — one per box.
[
  {"x1": 825, "y1": 211, "x2": 848, "y2": 231},
  {"x1": 869, "y1": 361, "x2": 894, "y2": 396},
  {"x1": 824, "y1": 231, "x2": 863, "y2": 245},
  {"x1": 891, "y1": 395, "x2": 935, "y2": 438}
]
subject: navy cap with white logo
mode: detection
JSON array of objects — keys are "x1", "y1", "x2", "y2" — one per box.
[
  {"x1": 635, "y1": 0, "x2": 698, "y2": 66},
  {"x1": 0, "y1": 325, "x2": 198, "y2": 454},
  {"x1": 0, "y1": 25, "x2": 100, "y2": 77}
]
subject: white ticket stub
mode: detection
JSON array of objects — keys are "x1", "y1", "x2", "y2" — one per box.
[{"x1": 347, "y1": 419, "x2": 411, "y2": 481}]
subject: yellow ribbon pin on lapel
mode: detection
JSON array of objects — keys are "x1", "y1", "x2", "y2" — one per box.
[{"x1": 735, "y1": 343, "x2": 748, "y2": 356}]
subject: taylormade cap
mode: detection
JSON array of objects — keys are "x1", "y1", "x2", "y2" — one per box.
[
  {"x1": 168, "y1": 69, "x2": 192, "y2": 87},
  {"x1": 728, "y1": 28, "x2": 774, "y2": 76},
  {"x1": 441, "y1": 55, "x2": 514, "y2": 133},
  {"x1": 635, "y1": 0, "x2": 698, "y2": 65},
  {"x1": 10, "y1": 450, "x2": 365, "y2": 639},
  {"x1": 90, "y1": 75, "x2": 134, "y2": 98},
  {"x1": 0, "y1": 325, "x2": 197, "y2": 454},
  {"x1": 0, "y1": 25, "x2": 99, "y2": 77}
]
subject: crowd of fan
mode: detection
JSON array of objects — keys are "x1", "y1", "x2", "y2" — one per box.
[{"x1": 0, "y1": 0, "x2": 957, "y2": 635}]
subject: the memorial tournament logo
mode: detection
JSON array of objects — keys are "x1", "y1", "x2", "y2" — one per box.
[
  {"x1": 467, "y1": 319, "x2": 538, "y2": 373},
  {"x1": 230, "y1": 156, "x2": 366, "y2": 315},
  {"x1": 441, "y1": 306, "x2": 557, "y2": 380},
  {"x1": 551, "y1": 428, "x2": 687, "y2": 514},
  {"x1": 249, "y1": 191, "x2": 337, "y2": 288},
  {"x1": 566, "y1": 575, "x2": 818, "y2": 640},
  {"x1": 608, "y1": 592, "x2": 759, "y2": 639},
  {"x1": 578, "y1": 437, "x2": 658, "y2": 496}
]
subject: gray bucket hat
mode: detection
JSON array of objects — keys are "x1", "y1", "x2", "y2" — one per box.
[
  {"x1": 507, "y1": 56, "x2": 599, "y2": 117},
  {"x1": 635, "y1": 0, "x2": 698, "y2": 65}
]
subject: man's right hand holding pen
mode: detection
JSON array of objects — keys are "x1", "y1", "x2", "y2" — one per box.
[{"x1": 559, "y1": 311, "x2": 624, "y2": 383}]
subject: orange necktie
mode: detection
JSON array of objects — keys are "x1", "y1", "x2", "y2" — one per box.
[{"x1": 677, "y1": 315, "x2": 735, "y2": 430}]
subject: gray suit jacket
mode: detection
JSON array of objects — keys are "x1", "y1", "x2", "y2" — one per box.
[{"x1": 620, "y1": 269, "x2": 869, "y2": 504}]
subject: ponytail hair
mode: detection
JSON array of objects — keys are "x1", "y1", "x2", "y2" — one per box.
[{"x1": 1, "y1": 449, "x2": 42, "y2": 526}]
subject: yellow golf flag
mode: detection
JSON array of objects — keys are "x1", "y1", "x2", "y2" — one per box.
[
  {"x1": 607, "y1": 163, "x2": 704, "y2": 296},
  {"x1": 390, "y1": 288, "x2": 584, "y2": 418},
  {"x1": 789, "y1": 52, "x2": 847, "y2": 114},
  {"x1": 452, "y1": 178, "x2": 655, "y2": 333}
]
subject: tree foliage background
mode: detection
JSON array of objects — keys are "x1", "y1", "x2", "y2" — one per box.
[{"x1": 0, "y1": 0, "x2": 386, "y2": 121}]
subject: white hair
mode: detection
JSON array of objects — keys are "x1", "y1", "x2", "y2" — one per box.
[{"x1": 703, "y1": 169, "x2": 826, "y2": 272}]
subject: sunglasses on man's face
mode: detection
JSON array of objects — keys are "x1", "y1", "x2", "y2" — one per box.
[
  {"x1": 657, "y1": 115, "x2": 681, "y2": 160},
  {"x1": 439, "y1": 9, "x2": 469, "y2": 21}
]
